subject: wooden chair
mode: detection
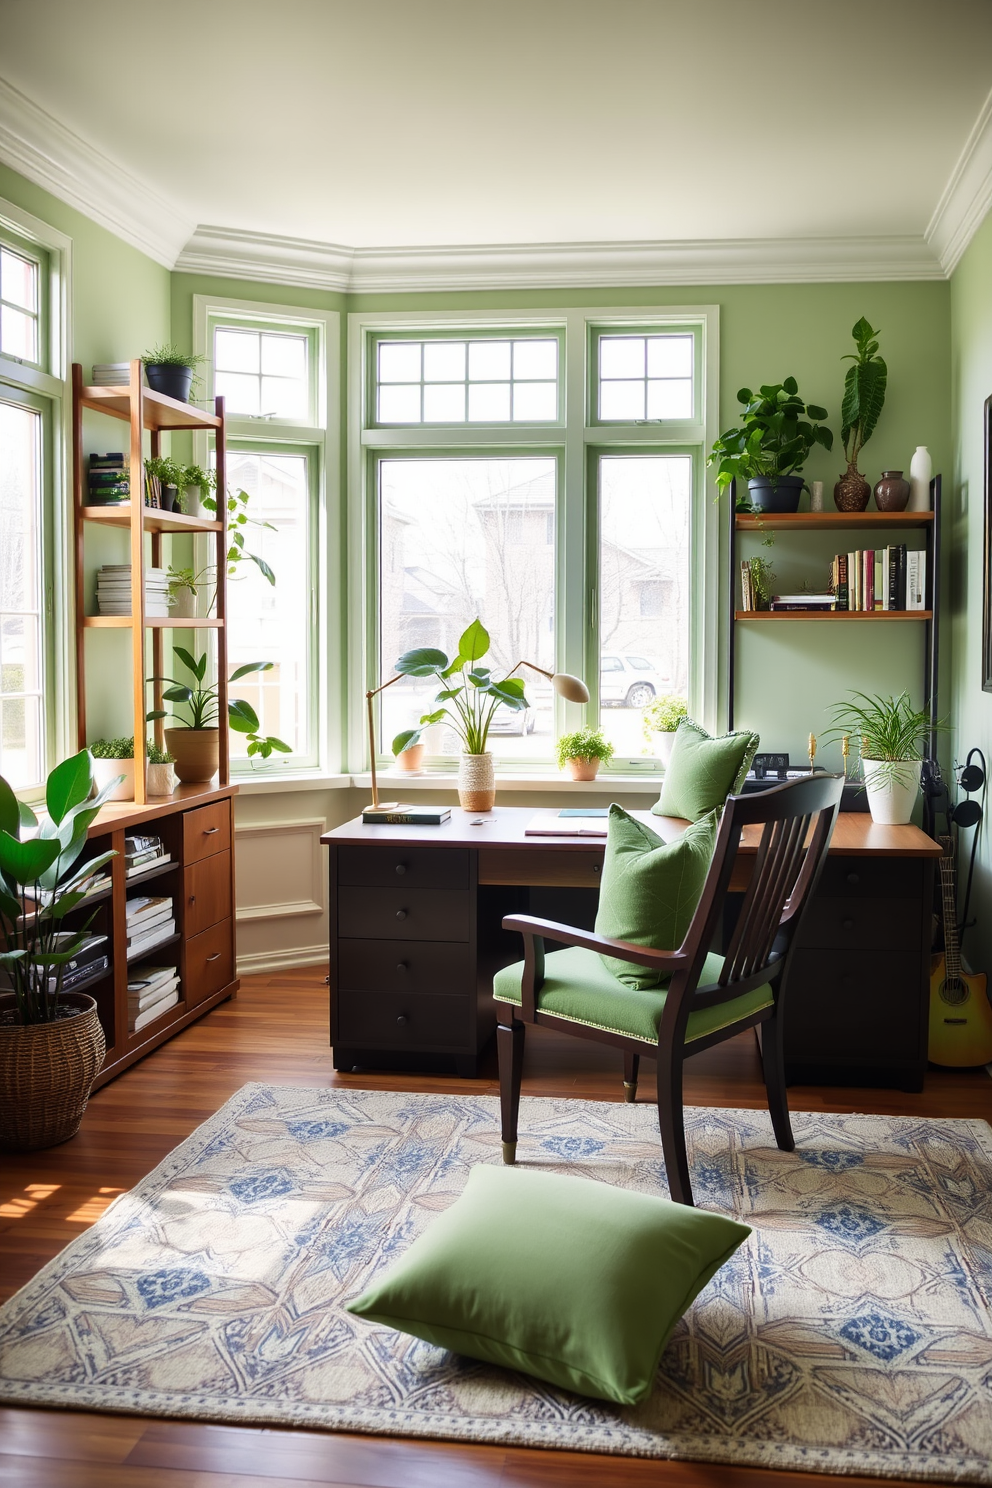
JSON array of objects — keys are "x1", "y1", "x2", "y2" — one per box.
[{"x1": 495, "y1": 774, "x2": 844, "y2": 1206}]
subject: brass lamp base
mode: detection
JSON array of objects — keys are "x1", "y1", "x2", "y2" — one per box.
[{"x1": 364, "y1": 801, "x2": 410, "y2": 814}]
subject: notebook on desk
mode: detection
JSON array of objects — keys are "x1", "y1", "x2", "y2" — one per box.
[{"x1": 525, "y1": 809, "x2": 610, "y2": 837}]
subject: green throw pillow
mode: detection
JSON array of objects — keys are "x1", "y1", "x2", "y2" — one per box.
[
  {"x1": 346, "y1": 1164, "x2": 750, "y2": 1405},
  {"x1": 652, "y1": 719, "x2": 759, "y2": 822},
  {"x1": 594, "y1": 804, "x2": 718, "y2": 989}
]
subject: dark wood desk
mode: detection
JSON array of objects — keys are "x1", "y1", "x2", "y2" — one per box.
[{"x1": 322, "y1": 808, "x2": 941, "y2": 1090}]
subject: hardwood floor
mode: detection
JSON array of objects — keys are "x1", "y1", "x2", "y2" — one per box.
[{"x1": 1, "y1": 969, "x2": 989, "y2": 1487}]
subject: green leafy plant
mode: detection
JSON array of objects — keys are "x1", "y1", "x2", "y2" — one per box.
[
  {"x1": 747, "y1": 555, "x2": 775, "y2": 609},
  {"x1": 166, "y1": 564, "x2": 210, "y2": 603},
  {"x1": 88, "y1": 737, "x2": 134, "y2": 759},
  {"x1": 201, "y1": 486, "x2": 275, "y2": 587},
  {"x1": 146, "y1": 740, "x2": 174, "y2": 765},
  {"x1": 555, "y1": 727, "x2": 614, "y2": 769},
  {"x1": 180, "y1": 463, "x2": 216, "y2": 494},
  {"x1": 141, "y1": 344, "x2": 206, "y2": 391},
  {"x1": 147, "y1": 647, "x2": 291, "y2": 762},
  {"x1": 389, "y1": 619, "x2": 529, "y2": 757},
  {"x1": 641, "y1": 695, "x2": 687, "y2": 743},
  {"x1": 825, "y1": 691, "x2": 944, "y2": 785},
  {"x1": 708, "y1": 379, "x2": 833, "y2": 497},
  {"x1": 0, "y1": 752, "x2": 121, "y2": 1024},
  {"x1": 841, "y1": 317, "x2": 887, "y2": 473},
  {"x1": 144, "y1": 455, "x2": 184, "y2": 490}
]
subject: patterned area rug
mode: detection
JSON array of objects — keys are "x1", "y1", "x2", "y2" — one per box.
[{"x1": 1, "y1": 1085, "x2": 991, "y2": 1483}]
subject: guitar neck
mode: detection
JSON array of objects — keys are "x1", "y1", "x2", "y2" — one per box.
[{"x1": 938, "y1": 835, "x2": 961, "y2": 978}]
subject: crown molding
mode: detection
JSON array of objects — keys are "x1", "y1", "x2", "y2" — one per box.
[
  {"x1": 926, "y1": 84, "x2": 992, "y2": 276},
  {"x1": 178, "y1": 224, "x2": 943, "y2": 293},
  {"x1": 0, "y1": 75, "x2": 192, "y2": 268}
]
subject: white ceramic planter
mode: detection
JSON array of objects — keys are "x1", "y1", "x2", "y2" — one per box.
[
  {"x1": 654, "y1": 732, "x2": 677, "y2": 769},
  {"x1": 169, "y1": 586, "x2": 198, "y2": 619},
  {"x1": 862, "y1": 758, "x2": 920, "y2": 825},
  {"x1": 458, "y1": 752, "x2": 495, "y2": 811},
  {"x1": 90, "y1": 757, "x2": 134, "y2": 801},
  {"x1": 183, "y1": 483, "x2": 203, "y2": 516}
]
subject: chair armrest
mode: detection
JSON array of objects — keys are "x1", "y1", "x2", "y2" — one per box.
[{"x1": 502, "y1": 913, "x2": 688, "y2": 973}]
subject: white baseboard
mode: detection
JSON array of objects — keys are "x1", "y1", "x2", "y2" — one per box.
[{"x1": 236, "y1": 943, "x2": 329, "y2": 977}]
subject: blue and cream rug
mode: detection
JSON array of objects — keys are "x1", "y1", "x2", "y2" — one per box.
[{"x1": 1, "y1": 1084, "x2": 991, "y2": 1482}]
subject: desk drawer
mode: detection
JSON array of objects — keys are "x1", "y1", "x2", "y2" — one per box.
[
  {"x1": 338, "y1": 886, "x2": 471, "y2": 942},
  {"x1": 339, "y1": 939, "x2": 473, "y2": 994},
  {"x1": 186, "y1": 919, "x2": 234, "y2": 1010},
  {"x1": 337, "y1": 989, "x2": 471, "y2": 1050},
  {"x1": 478, "y1": 847, "x2": 603, "y2": 888},
  {"x1": 185, "y1": 852, "x2": 232, "y2": 940},
  {"x1": 183, "y1": 801, "x2": 231, "y2": 864},
  {"x1": 798, "y1": 896, "x2": 919, "y2": 952},
  {"x1": 785, "y1": 949, "x2": 923, "y2": 1061},
  {"x1": 337, "y1": 846, "x2": 469, "y2": 890},
  {"x1": 817, "y1": 856, "x2": 921, "y2": 899}
]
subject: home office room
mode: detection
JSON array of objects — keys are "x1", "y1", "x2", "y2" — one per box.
[{"x1": 2, "y1": 4, "x2": 992, "y2": 1486}]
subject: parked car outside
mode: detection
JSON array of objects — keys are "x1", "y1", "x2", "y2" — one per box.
[{"x1": 600, "y1": 654, "x2": 670, "y2": 708}]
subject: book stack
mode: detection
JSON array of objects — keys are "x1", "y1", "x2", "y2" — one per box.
[
  {"x1": 126, "y1": 895, "x2": 176, "y2": 958},
  {"x1": 128, "y1": 964, "x2": 180, "y2": 1032},
  {"x1": 125, "y1": 832, "x2": 171, "y2": 877},
  {"x1": 1, "y1": 933, "x2": 109, "y2": 994},
  {"x1": 769, "y1": 593, "x2": 836, "y2": 613},
  {"x1": 830, "y1": 547, "x2": 927, "y2": 611},
  {"x1": 96, "y1": 565, "x2": 171, "y2": 618},
  {"x1": 91, "y1": 362, "x2": 131, "y2": 386},
  {"x1": 86, "y1": 452, "x2": 129, "y2": 506}
]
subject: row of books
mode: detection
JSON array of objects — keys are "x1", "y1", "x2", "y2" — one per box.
[
  {"x1": 92, "y1": 362, "x2": 131, "y2": 387},
  {"x1": 126, "y1": 894, "x2": 176, "y2": 959},
  {"x1": 87, "y1": 452, "x2": 129, "y2": 506},
  {"x1": 96, "y1": 564, "x2": 171, "y2": 618},
  {"x1": 126, "y1": 832, "x2": 172, "y2": 878},
  {"x1": 128, "y1": 964, "x2": 180, "y2": 1032},
  {"x1": 830, "y1": 546, "x2": 927, "y2": 611}
]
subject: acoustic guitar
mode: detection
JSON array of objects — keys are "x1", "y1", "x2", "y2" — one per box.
[{"x1": 928, "y1": 834, "x2": 992, "y2": 1067}]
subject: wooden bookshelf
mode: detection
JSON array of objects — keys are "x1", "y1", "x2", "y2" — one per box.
[
  {"x1": 735, "y1": 609, "x2": 933, "y2": 621},
  {"x1": 735, "y1": 511, "x2": 934, "y2": 532}
]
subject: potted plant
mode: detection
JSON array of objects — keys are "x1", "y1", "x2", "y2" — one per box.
[
  {"x1": 393, "y1": 736, "x2": 425, "y2": 773},
  {"x1": 141, "y1": 344, "x2": 205, "y2": 404},
  {"x1": 641, "y1": 695, "x2": 688, "y2": 768},
  {"x1": 167, "y1": 564, "x2": 211, "y2": 620},
  {"x1": 179, "y1": 463, "x2": 216, "y2": 517},
  {"x1": 146, "y1": 740, "x2": 176, "y2": 797},
  {"x1": 390, "y1": 619, "x2": 529, "y2": 811},
  {"x1": 826, "y1": 690, "x2": 941, "y2": 824},
  {"x1": 836, "y1": 317, "x2": 887, "y2": 512},
  {"x1": 144, "y1": 455, "x2": 185, "y2": 512},
  {"x1": 0, "y1": 752, "x2": 121, "y2": 1151},
  {"x1": 709, "y1": 379, "x2": 833, "y2": 513},
  {"x1": 147, "y1": 647, "x2": 291, "y2": 781},
  {"x1": 88, "y1": 737, "x2": 136, "y2": 800},
  {"x1": 556, "y1": 726, "x2": 614, "y2": 781},
  {"x1": 200, "y1": 485, "x2": 276, "y2": 608}
]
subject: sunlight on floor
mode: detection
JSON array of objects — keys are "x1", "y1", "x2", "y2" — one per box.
[
  {"x1": 0, "y1": 1183, "x2": 61, "y2": 1218},
  {"x1": 66, "y1": 1187, "x2": 125, "y2": 1224}
]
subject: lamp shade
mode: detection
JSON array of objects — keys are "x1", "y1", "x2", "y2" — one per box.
[{"x1": 551, "y1": 671, "x2": 590, "y2": 704}]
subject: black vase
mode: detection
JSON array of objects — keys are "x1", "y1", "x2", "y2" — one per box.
[
  {"x1": 145, "y1": 363, "x2": 193, "y2": 402},
  {"x1": 160, "y1": 485, "x2": 178, "y2": 512}
]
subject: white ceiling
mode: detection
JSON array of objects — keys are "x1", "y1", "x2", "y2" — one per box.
[{"x1": 2, "y1": 0, "x2": 992, "y2": 286}]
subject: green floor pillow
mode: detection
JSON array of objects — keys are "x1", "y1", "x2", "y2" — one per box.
[
  {"x1": 594, "y1": 804, "x2": 718, "y2": 988},
  {"x1": 346, "y1": 1164, "x2": 751, "y2": 1405},
  {"x1": 652, "y1": 719, "x2": 759, "y2": 822}
]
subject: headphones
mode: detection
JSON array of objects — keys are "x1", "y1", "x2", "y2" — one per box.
[{"x1": 954, "y1": 750, "x2": 986, "y2": 829}]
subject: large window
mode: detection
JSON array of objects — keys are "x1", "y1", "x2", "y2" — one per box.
[
  {"x1": 0, "y1": 243, "x2": 41, "y2": 365},
  {"x1": 0, "y1": 396, "x2": 46, "y2": 787},
  {"x1": 355, "y1": 309, "x2": 715, "y2": 772}
]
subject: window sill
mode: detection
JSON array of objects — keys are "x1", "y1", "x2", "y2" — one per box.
[
  {"x1": 234, "y1": 772, "x2": 352, "y2": 795},
  {"x1": 234, "y1": 770, "x2": 663, "y2": 797}
]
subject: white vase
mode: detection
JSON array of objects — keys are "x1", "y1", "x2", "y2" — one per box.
[
  {"x1": 90, "y1": 758, "x2": 134, "y2": 801},
  {"x1": 862, "y1": 759, "x2": 920, "y2": 825},
  {"x1": 183, "y1": 483, "x2": 203, "y2": 516},
  {"x1": 908, "y1": 447, "x2": 932, "y2": 512},
  {"x1": 458, "y1": 752, "x2": 495, "y2": 811},
  {"x1": 654, "y1": 732, "x2": 677, "y2": 769}
]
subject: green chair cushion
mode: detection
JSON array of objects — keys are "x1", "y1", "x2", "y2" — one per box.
[
  {"x1": 493, "y1": 944, "x2": 774, "y2": 1045},
  {"x1": 346, "y1": 1164, "x2": 751, "y2": 1405},
  {"x1": 652, "y1": 719, "x2": 759, "y2": 822},
  {"x1": 594, "y1": 804, "x2": 718, "y2": 989}
]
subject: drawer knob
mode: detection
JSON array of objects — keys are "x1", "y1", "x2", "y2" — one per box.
[
  {"x1": 396, "y1": 1014, "x2": 408, "y2": 1026},
  {"x1": 593, "y1": 864, "x2": 600, "y2": 874},
  {"x1": 395, "y1": 908, "x2": 407, "y2": 921},
  {"x1": 846, "y1": 872, "x2": 860, "y2": 886},
  {"x1": 396, "y1": 961, "x2": 408, "y2": 973},
  {"x1": 395, "y1": 863, "x2": 407, "y2": 876},
  {"x1": 842, "y1": 918, "x2": 854, "y2": 930},
  {"x1": 189, "y1": 895, "x2": 196, "y2": 905}
]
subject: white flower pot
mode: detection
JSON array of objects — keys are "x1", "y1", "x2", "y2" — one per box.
[
  {"x1": 862, "y1": 758, "x2": 920, "y2": 825},
  {"x1": 169, "y1": 586, "x2": 200, "y2": 619},
  {"x1": 90, "y1": 757, "x2": 134, "y2": 801},
  {"x1": 653, "y1": 732, "x2": 677, "y2": 769},
  {"x1": 458, "y1": 751, "x2": 495, "y2": 811},
  {"x1": 183, "y1": 483, "x2": 203, "y2": 516}
]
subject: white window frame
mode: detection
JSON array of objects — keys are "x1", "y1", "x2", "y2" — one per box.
[
  {"x1": 347, "y1": 305, "x2": 720, "y2": 776},
  {"x1": 193, "y1": 295, "x2": 340, "y2": 776},
  {"x1": 0, "y1": 195, "x2": 72, "y2": 795}
]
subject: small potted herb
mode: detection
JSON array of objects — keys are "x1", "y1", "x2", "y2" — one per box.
[
  {"x1": 144, "y1": 455, "x2": 185, "y2": 512},
  {"x1": 167, "y1": 564, "x2": 211, "y2": 620},
  {"x1": 180, "y1": 463, "x2": 216, "y2": 516},
  {"x1": 641, "y1": 695, "x2": 688, "y2": 767},
  {"x1": 141, "y1": 344, "x2": 206, "y2": 404},
  {"x1": 392, "y1": 734, "x2": 425, "y2": 773},
  {"x1": 555, "y1": 726, "x2": 615, "y2": 782},
  {"x1": 146, "y1": 740, "x2": 176, "y2": 797},
  {"x1": 708, "y1": 379, "x2": 833, "y2": 513},
  {"x1": 88, "y1": 737, "x2": 136, "y2": 800}
]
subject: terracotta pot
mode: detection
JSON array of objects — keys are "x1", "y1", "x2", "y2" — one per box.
[
  {"x1": 395, "y1": 742, "x2": 425, "y2": 773},
  {"x1": 458, "y1": 752, "x2": 495, "y2": 811},
  {"x1": 0, "y1": 993, "x2": 106, "y2": 1152},
  {"x1": 165, "y1": 727, "x2": 219, "y2": 784},
  {"x1": 90, "y1": 757, "x2": 134, "y2": 801},
  {"x1": 834, "y1": 464, "x2": 872, "y2": 512},
  {"x1": 565, "y1": 757, "x2": 601, "y2": 781},
  {"x1": 873, "y1": 470, "x2": 911, "y2": 513}
]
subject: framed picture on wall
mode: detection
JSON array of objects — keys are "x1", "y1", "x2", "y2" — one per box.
[{"x1": 985, "y1": 395, "x2": 992, "y2": 691}]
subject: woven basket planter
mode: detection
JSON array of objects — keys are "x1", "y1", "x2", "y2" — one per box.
[
  {"x1": 458, "y1": 751, "x2": 495, "y2": 812},
  {"x1": 0, "y1": 993, "x2": 106, "y2": 1152}
]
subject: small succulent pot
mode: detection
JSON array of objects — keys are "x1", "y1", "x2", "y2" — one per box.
[
  {"x1": 873, "y1": 470, "x2": 911, "y2": 512},
  {"x1": 834, "y1": 464, "x2": 872, "y2": 512},
  {"x1": 165, "y1": 727, "x2": 219, "y2": 784},
  {"x1": 395, "y1": 743, "x2": 425, "y2": 773},
  {"x1": 747, "y1": 475, "x2": 804, "y2": 514},
  {"x1": 458, "y1": 751, "x2": 495, "y2": 812},
  {"x1": 146, "y1": 761, "x2": 176, "y2": 796},
  {"x1": 145, "y1": 363, "x2": 193, "y2": 402},
  {"x1": 90, "y1": 757, "x2": 134, "y2": 801},
  {"x1": 0, "y1": 993, "x2": 106, "y2": 1152}
]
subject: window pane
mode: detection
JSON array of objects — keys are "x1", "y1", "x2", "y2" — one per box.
[
  {"x1": 379, "y1": 457, "x2": 556, "y2": 762},
  {"x1": 1, "y1": 248, "x2": 38, "y2": 312},
  {"x1": 423, "y1": 383, "x2": 465, "y2": 422},
  {"x1": 600, "y1": 336, "x2": 645, "y2": 379},
  {"x1": 647, "y1": 335, "x2": 692, "y2": 378},
  {"x1": 1, "y1": 305, "x2": 37, "y2": 361},
  {"x1": 215, "y1": 328, "x2": 259, "y2": 373},
  {"x1": 261, "y1": 374, "x2": 308, "y2": 420},
  {"x1": 469, "y1": 340, "x2": 510, "y2": 380},
  {"x1": 215, "y1": 370, "x2": 260, "y2": 416},
  {"x1": 378, "y1": 384, "x2": 421, "y2": 422},
  {"x1": 513, "y1": 339, "x2": 557, "y2": 380},
  {"x1": 647, "y1": 379, "x2": 693, "y2": 420},
  {"x1": 379, "y1": 342, "x2": 421, "y2": 382},
  {"x1": 261, "y1": 332, "x2": 306, "y2": 379},
  {"x1": 512, "y1": 382, "x2": 556, "y2": 421},
  {"x1": 598, "y1": 455, "x2": 690, "y2": 757},
  {"x1": 225, "y1": 451, "x2": 311, "y2": 760},
  {"x1": 600, "y1": 380, "x2": 645, "y2": 420},
  {"x1": 468, "y1": 382, "x2": 511, "y2": 421},
  {"x1": 423, "y1": 341, "x2": 466, "y2": 382},
  {"x1": 0, "y1": 401, "x2": 44, "y2": 788}
]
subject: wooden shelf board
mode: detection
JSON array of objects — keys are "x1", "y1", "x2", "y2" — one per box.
[
  {"x1": 83, "y1": 615, "x2": 223, "y2": 628},
  {"x1": 82, "y1": 504, "x2": 222, "y2": 534},
  {"x1": 124, "y1": 860, "x2": 179, "y2": 890},
  {"x1": 736, "y1": 511, "x2": 934, "y2": 532},
  {"x1": 735, "y1": 609, "x2": 933, "y2": 621},
  {"x1": 80, "y1": 385, "x2": 221, "y2": 431}
]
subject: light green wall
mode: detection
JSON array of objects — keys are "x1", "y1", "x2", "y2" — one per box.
[{"x1": 949, "y1": 211, "x2": 992, "y2": 973}]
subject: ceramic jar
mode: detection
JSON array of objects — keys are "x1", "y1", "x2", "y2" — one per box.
[
  {"x1": 834, "y1": 464, "x2": 871, "y2": 512},
  {"x1": 908, "y1": 446, "x2": 933, "y2": 511},
  {"x1": 458, "y1": 752, "x2": 495, "y2": 811},
  {"x1": 873, "y1": 470, "x2": 911, "y2": 512}
]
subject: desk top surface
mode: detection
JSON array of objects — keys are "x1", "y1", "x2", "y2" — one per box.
[{"x1": 322, "y1": 806, "x2": 941, "y2": 858}]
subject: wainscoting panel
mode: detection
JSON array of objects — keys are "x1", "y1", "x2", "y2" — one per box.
[{"x1": 234, "y1": 817, "x2": 328, "y2": 975}]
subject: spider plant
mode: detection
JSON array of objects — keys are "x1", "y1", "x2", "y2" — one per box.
[{"x1": 825, "y1": 691, "x2": 944, "y2": 784}]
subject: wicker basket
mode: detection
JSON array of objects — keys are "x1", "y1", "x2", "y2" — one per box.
[{"x1": 0, "y1": 993, "x2": 106, "y2": 1152}]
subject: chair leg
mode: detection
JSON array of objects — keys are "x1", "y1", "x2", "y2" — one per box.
[
  {"x1": 497, "y1": 1016, "x2": 525, "y2": 1164},
  {"x1": 623, "y1": 1050, "x2": 640, "y2": 1103},
  {"x1": 759, "y1": 1014, "x2": 795, "y2": 1152},
  {"x1": 656, "y1": 1043, "x2": 694, "y2": 1206}
]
